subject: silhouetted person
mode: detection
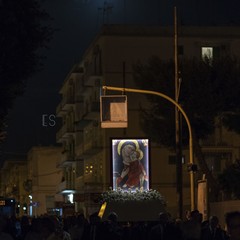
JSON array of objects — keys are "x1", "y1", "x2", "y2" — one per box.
[
  {"x1": 130, "y1": 221, "x2": 148, "y2": 240},
  {"x1": 19, "y1": 215, "x2": 31, "y2": 240},
  {"x1": 88, "y1": 212, "x2": 104, "y2": 240},
  {"x1": 41, "y1": 216, "x2": 58, "y2": 240},
  {"x1": 181, "y1": 210, "x2": 202, "y2": 240},
  {"x1": 69, "y1": 213, "x2": 89, "y2": 240},
  {"x1": 201, "y1": 215, "x2": 227, "y2": 240},
  {"x1": 101, "y1": 212, "x2": 123, "y2": 240},
  {"x1": 25, "y1": 218, "x2": 43, "y2": 240},
  {"x1": 225, "y1": 211, "x2": 240, "y2": 240},
  {"x1": 50, "y1": 215, "x2": 71, "y2": 240},
  {"x1": 148, "y1": 212, "x2": 183, "y2": 240},
  {"x1": 0, "y1": 216, "x2": 14, "y2": 240}
]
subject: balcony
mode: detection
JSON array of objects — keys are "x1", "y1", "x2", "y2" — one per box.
[
  {"x1": 59, "y1": 96, "x2": 74, "y2": 111},
  {"x1": 75, "y1": 120, "x2": 92, "y2": 132},
  {"x1": 74, "y1": 102, "x2": 85, "y2": 121},
  {"x1": 56, "y1": 180, "x2": 76, "y2": 194},
  {"x1": 85, "y1": 63, "x2": 102, "y2": 87},
  {"x1": 56, "y1": 181, "x2": 66, "y2": 193},
  {"x1": 57, "y1": 152, "x2": 75, "y2": 168},
  {"x1": 75, "y1": 95, "x2": 84, "y2": 103},
  {"x1": 84, "y1": 101, "x2": 100, "y2": 120},
  {"x1": 56, "y1": 102, "x2": 67, "y2": 117},
  {"x1": 56, "y1": 124, "x2": 75, "y2": 143}
]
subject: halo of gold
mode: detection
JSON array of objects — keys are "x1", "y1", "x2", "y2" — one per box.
[
  {"x1": 117, "y1": 139, "x2": 140, "y2": 155},
  {"x1": 137, "y1": 149, "x2": 144, "y2": 160}
]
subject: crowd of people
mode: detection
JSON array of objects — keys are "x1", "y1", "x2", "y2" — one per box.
[{"x1": 0, "y1": 209, "x2": 240, "y2": 240}]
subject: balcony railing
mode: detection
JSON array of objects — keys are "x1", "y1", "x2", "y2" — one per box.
[
  {"x1": 56, "y1": 152, "x2": 75, "y2": 168},
  {"x1": 56, "y1": 181, "x2": 66, "y2": 193},
  {"x1": 57, "y1": 95, "x2": 75, "y2": 112},
  {"x1": 56, "y1": 124, "x2": 75, "y2": 142},
  {"x1": 75, "y1": 120, "x2": 92, "y2": 132},
  {"x1": 56, "y1": 102, "x2": 67, "y2": 117},
  {"x1": 74, "y1": 102, "x2": 85, "y2": 121},
  {"x1": 85, "y1": 63, "x2": 102, "y2": 87},
  {"x1": 75, "y1": 95, "x2": 84, "y2": 103}
]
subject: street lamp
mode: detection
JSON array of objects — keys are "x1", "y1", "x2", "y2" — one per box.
[{"x1": 102, "y1": 85, "x2": 195, "y2": 210}]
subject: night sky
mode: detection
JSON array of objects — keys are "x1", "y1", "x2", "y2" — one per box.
[{"x1": 2, "y1": 0, "x2": 240, "y2": 158}]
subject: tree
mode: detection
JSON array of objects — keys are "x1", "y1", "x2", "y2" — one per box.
[
  {"x1": 133, "y1": 55, "x2": 240, "y2": 201},
  {"x1": 0, "y1": 0, "x2": 53, "y2": 134},
  {"x1": 218, "y1": 160, "x2": 240, "y2": 200}
]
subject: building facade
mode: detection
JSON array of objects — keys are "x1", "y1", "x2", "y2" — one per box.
[
  {"x1": 27, "y1": 146, "x2": 62, "y2": 216},
  {"x1": 56, "y1": 25, "x2": 240, "y2": 217},
  {"x1": 0, "y1": 155, "x2": 28, "y2": 217}
]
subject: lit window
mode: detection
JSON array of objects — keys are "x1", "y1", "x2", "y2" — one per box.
[{"x1": 201, "y1": 47, "x2": 213, "y2": 60}]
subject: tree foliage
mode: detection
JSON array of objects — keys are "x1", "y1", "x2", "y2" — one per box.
[
  {"x1": 0, "y1": 0, "x2": 53, "y2": 132},
  {"x1": 133, "y1": 56, "x2": 240, "y2": 145},
  {"x1": 218, "y1": 160, "x2": 240, "y2": 199},
  {"x1": 133, "y1": 55, "x2": 240, "y2": 200}
]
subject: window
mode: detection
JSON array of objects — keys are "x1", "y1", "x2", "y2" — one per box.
[
  {"x1": 201, "y1": 47, "x2": 213, "y2": 60},
  {"x1": 201, "y1": 46, "x2": 221, "y2": 63}
]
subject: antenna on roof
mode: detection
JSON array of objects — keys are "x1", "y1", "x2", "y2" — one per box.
[
  {"x1": 123, "y1": 0, "x2": 126, "y2": 24},
  {"x1": 97, "y1": 1, "x2": 113, "y2": 25}
]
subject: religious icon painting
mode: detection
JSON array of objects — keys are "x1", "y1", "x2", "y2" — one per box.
[{"x1": 112, "y1": 138, "x2": 149, "y2": 191}]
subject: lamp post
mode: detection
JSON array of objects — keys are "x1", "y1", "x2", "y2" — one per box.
[
  {"x1": 174, "y1": 6, "x2": 183, "y2": 218},
  {"x1": 102, "y1": 85, "x2": 195, "y2": 210}
]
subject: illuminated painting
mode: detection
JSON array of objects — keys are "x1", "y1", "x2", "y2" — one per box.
[{"x1": 112, "y1": 139, "x2": 149, "y2": 191}]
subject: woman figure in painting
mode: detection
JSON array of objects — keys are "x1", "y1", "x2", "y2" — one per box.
[
  {"x1": 116, "y1": 142, "x2": 135, "y2": 187},
  {"x1": 116, "y1": 140, "x2": 148, "y2": 189}
]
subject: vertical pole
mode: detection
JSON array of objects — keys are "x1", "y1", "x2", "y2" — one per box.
[
  {"x1": 123, "y1": 62, "x2": 126, "y2": 94},
  {"x1": 123, "y1": 0, "x2": 126, "y2": 24},
  {"x1": 123, "y1": 62, "x2": 126, "y2": 136},
  {"x1": 174, "y1": 6, "x2": 183, "y2": 219}
]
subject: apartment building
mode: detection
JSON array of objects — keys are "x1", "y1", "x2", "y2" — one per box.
[
  {"x1": 0, "y1": 154, "x2": 28, "y2": 216},
  {"x1": 56, "y1": 25, "x2": 240, "y2": 217},
  {"x1": 27, "y1": 146, "x2": 62, "y2": 216}
]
